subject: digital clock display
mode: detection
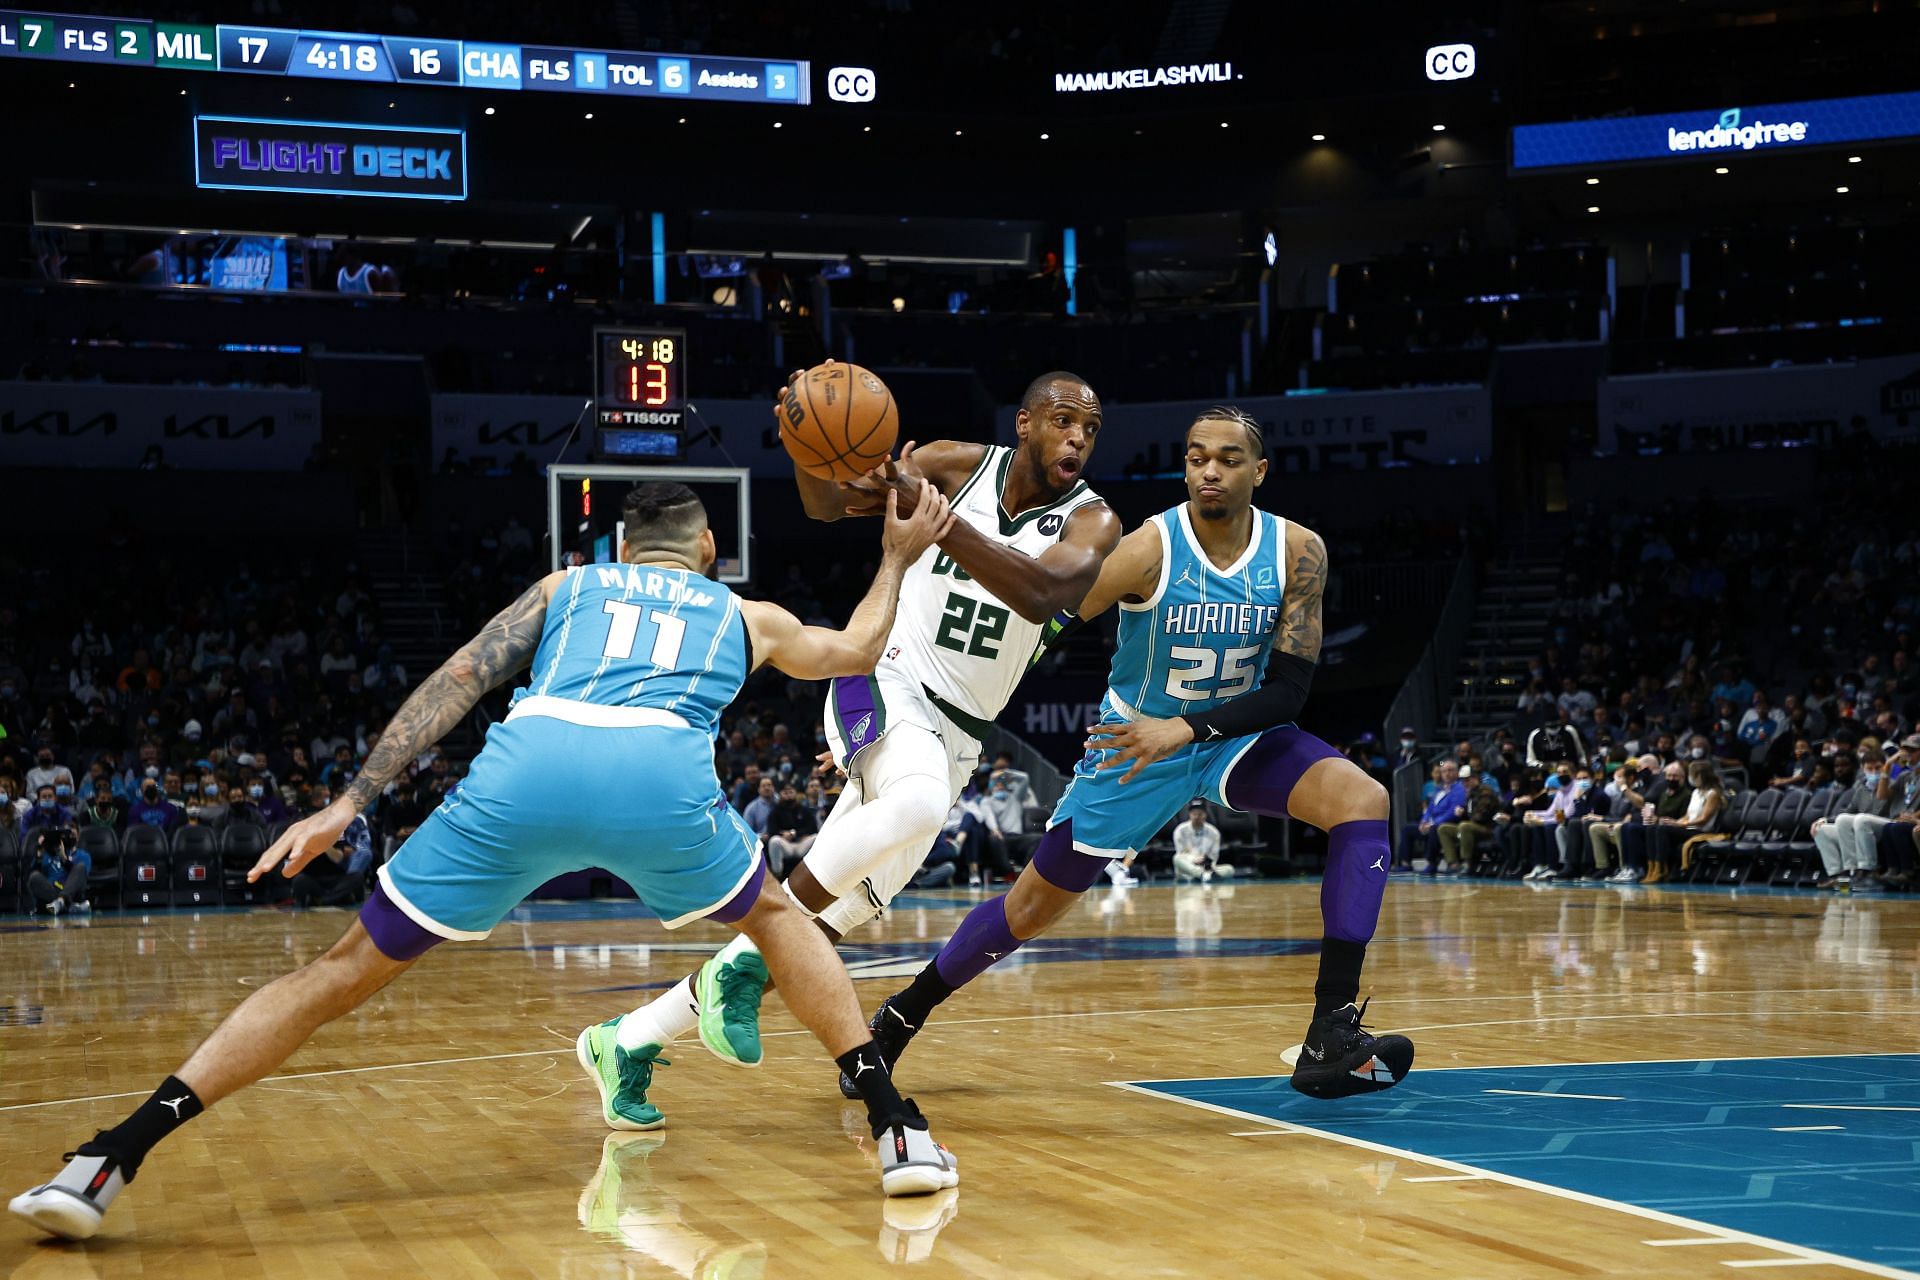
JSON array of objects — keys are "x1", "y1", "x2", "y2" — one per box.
[{"x1": 595, "y1": 328, "x2": 686, "y2": 428}]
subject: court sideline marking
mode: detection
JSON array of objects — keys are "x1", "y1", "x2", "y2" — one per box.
[{"x1": 1102, "y1": 1080, "x2": 1920, "y2": 1280}]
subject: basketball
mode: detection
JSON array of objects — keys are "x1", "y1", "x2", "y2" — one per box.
[{"x1": 778, "y1": 361, "x2": 899, "y2": 482}]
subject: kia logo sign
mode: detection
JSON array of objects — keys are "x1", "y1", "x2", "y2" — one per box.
[
  {"x1": 827, "y1": 66, "x2": 876, "y2": 103},
  {"x1": 1426, "y1": 43, "x2": 1475, "y2": 82}
]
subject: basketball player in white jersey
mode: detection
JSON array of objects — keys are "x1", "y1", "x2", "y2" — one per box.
[{"x1": 578, "y1": 370, "x2": 1121, "y2": 1117}]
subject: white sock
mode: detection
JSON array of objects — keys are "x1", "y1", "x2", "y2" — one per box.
[{"x1": 615, "y1": 974, "x2": 700, "y2": 1051}]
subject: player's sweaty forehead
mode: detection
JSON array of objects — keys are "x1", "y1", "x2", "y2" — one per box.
[{"x1": 1037, "y1": 380, "x2": 1100, "y2": 420}]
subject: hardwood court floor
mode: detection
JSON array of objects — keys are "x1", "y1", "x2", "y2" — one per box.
[{"x1": 2, "y1": 879, "x2": 1917, "y2": 1279}]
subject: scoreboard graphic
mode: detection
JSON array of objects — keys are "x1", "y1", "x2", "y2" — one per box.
[{"x1": 0, "y1": 8, "x2": 808, "y2": 105}]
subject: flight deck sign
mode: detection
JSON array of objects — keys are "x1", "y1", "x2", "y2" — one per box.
[{"x1": 194, "y1": 116, "x2": 467, "y2": 200}]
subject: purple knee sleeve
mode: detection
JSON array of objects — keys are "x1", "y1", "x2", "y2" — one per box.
[
  {"x1": 359, "y1": 883, "x2": 445, "y2": 961},
  {"x1": 933, "y1": 894, "x2": 1022, "y2": 987},
  {"x1": 1029, "y1": 819, "x2": 1108, "y2": 893},
  {"x1": 1222, "y1": 727, "x2": 1342, "y2": 816},
  {"x1": 706, "y1": 853, "x2": 765, "y2": 925},
  {"x1": 1322, "y1": 819, "x2": 1389, "y2": 944}
]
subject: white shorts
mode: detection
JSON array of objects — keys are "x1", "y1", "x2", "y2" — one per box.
[{"x1": 812, "y1": 667, "x2": 984, "y2": 936}]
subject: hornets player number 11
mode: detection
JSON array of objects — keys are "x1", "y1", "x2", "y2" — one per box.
[{"x1": 872, "y1": 408, "x2": 1418, "y2": 1103}]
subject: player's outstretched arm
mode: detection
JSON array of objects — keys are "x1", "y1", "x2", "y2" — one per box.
[
  {"x1": 1026, "y1": 521, "x2": 1162, "y2": 667},
  {"x1": 1071, "y1": 521, "x2": 1165, "y2": 621},
  {"x1": 251, "y1": 572, "x2": 565, "y2": 880},
  {"x1": 742, "y1": 482, "x2": 955, "y2": 679},
  {"x1": 1088, "y1": 522, "x2": 1327, "y2": 781}
]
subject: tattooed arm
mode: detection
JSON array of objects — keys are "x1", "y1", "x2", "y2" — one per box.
[
  {"x1": 1274, "y1": 522, "x2": 1328, "y2": 662},
  {"x1": 1086, "y1": 520, "x2": 1327, "y2": 783},
  {"x1": 249, "y1": 572, "x2": 564, "y2": 881}
]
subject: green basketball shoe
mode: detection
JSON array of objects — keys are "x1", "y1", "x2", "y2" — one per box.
[
  {"x1": 576, "y1": 1018, "x2": 668, "y2": 1131},
  {"x1": 694, "y1": 948, "x2": 769, "y2": 1068}
]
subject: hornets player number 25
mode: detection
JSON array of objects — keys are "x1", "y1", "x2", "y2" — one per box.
[{"x1": 872, "y1": 407, "x2": 1418, "y2": 1103}]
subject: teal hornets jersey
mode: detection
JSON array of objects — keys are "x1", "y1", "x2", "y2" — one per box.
[
  {"x1": 1106, "y1": 505, "x2": 1287, "y2": 720},
  {"x1": 517, "y1": 564, "x2": 747, "y2": 737}
]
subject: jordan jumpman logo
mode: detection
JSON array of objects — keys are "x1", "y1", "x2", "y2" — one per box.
[
  {"x1": 160, "y1": 1095, "x2": 189, "y2": 1118},
  {"x1": 1369, "y1": 856, "x2": 1386, "y2": 873}
]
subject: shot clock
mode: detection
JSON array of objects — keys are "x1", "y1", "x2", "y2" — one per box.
[{"x1": 594, "y1": 327, "x2": 687, "y2": 458}]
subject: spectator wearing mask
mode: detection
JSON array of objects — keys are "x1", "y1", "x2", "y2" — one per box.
[
  {"x1": 195, "y1": 778, "x2": 230, "y2": 827},
  {"x1": 222, "y1": 785, "x2": 266, "y2": 830},
  {"x1": 764, "y1": 781, "x2": 819, "y2": 877},
  {"x1": 1393, "y1": 727, "x2": 1421, "y2": 770},
  {"x1": 78, "y1": 779, "x2": 124, "y2": 833},
  {"x1": 127, "y1": 775, "x2": 182, "y2": 832},
  {"x1": 1565, "y1": 764, "x2": 1641, "y2": 881},
  {"x1": 742, "y1": 777, "x2": 778, "y2": 839},
  {"x1": 247, "y1": 775, "x2": 291, "y2": 827},
  {"x1": 25, "y1": 749, "x2": 73, "y2": 796},
  {"x1": 319, "y1": 744, "x2": 357, "y2": 789},
  {"x1": 1522, "y1": 765, "x2": 1597, "y2": 879},
  {"x1": 22, "y1": 784, "x2": 75, "y2": 836},
  {"x1": 28, "y1": 827, "x2": 89, "y2": 916},
  {"x1": 1172, "y1": 800, "x2": 1230, "y2": 883},
  {"x1": 1814, "y1": 747, "x2": 1895, "y2": 890},
  {"x1": 1433, "y1": 780, "x2": 1497, "y2": 874},
  {"x1": 1525, "y1": 719, "x2": 1588, "y2": 770},
  {"x1": 1618, "y1": 761, "x2": 1690, "y2": 882},
  {"x1": 1400, "y1": 760, "x2": 1465, "y2": 870},
  {"x1": 1660, "y1": 761, "x2": 1730, "y2": 882}
]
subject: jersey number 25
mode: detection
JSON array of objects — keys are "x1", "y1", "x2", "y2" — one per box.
[{"x1": 1165, "y1": 644, "x2": 1261, "y2": 702}]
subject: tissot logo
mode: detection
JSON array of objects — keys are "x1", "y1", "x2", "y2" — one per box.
[
  {"x1": 1666, "y1": 106, "x2": 1809, "y2": 153},
  {"x1": 1425, "y1": 44, "x2": 1475, "y2": 82},
  {"x1": 827, "y1": 66, "x2": 875, "y2": 103}
]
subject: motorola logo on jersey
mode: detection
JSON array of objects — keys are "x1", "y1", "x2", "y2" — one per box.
[
  {"x1": 827, "y1": 65, "x2": 876, "y2": 102},
  {"x1": 1425, "y1": 43, "x2": 1475, "y2": 82},
  {"x1": 1038, "y1": 514, "x2": 1064, "y2": 536}
]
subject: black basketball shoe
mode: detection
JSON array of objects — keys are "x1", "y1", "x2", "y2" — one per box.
[
  {"x1": 1289, "y1": 999, "x2": 1415, "y2": 1099},
  {"x1": 838, "y1": 997, "x2": 922, "y2": 1100}
]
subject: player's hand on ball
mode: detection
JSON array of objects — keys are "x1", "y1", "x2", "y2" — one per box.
[
  {"x1": 836, "y1": 435, "x2": 913, "y2": 517},
  {"x1": 1087, "y1": 715, "x2": 1196, "y2": 784},
  {"x1": 250, "y1": 797, "x2": 357, "y2": 881},
  {"x1": 882, "y1": 479, "x2": 956, "y2": 564}
]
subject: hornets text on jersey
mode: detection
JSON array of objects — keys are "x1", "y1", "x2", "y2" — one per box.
[{"x1": 1106, "y1": 503, "x2": 1286, "y2": 721}]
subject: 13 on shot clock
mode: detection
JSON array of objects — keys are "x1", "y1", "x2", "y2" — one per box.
[{"x1": 594, "y1": 327, "x2": 686, "y2": 456}]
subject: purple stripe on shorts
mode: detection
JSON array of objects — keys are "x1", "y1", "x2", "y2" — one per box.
[
  {"x1": 707, "y1": 853, "x2": 765, "y2": 925},
  {"x1": 359, "y1": 882, "x2": 444, "y2": 961},
  {"x1": 831, "y1": 675, "x2": 881, "y2": 755},
  {"x1": 1222, "y1": 726, "x2": 1343, "y2": 817}
]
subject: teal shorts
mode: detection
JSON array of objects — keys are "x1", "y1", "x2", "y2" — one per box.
[{"x1": 377, "y1": 708, "x2": 759, "y2": 939}]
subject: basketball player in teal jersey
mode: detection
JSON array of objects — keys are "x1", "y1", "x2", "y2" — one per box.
[
  {"x1": 11, "y1": 482, "x2": 963, "y2": 1242},
  {"x1": 866, "y1": 407, "x2": 1415, "y2": 1100}
]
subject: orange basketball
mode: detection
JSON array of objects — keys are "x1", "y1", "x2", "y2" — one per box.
[{"x1": 778, "y1": 361, "x2": 898, "y2": 482}]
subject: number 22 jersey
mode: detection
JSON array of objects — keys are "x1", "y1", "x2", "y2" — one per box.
[
  {"x1": 883, "y1": 444, "x2": 1106, "y2": 723},
  {"x1": 1104, "y1": 503, "x2": 1286, "y2": 722}
]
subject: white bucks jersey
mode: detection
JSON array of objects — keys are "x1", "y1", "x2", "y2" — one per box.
[{"x1": 882, "y1": 445, "x2": 1104, "y2": 723}]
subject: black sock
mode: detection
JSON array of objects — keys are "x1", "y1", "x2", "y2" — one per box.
[
  {"x1": 836, "y1": 1041, "x2": 912, "y2": 1135},
  {"x1": 888, "y1": 962, "x2": 956, "y2": 1030},
  {"x1": 1313, "y1": 938, "x2": 1367, "y2": 1020},
  {"x1": 94, "y1": 1075, "x2": 204, "y2": 1174}
]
